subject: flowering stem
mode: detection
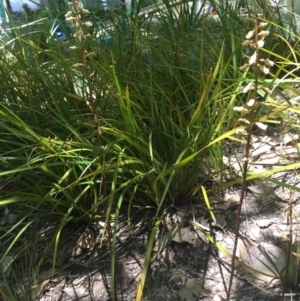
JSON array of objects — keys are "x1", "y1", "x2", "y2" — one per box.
[{"x1": 226, "y1": 14, "x2": 271, "y2": 300}]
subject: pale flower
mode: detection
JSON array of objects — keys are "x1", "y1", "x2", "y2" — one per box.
[
  {"x1": 247, "y1": 99, "x2": 255, "y2": 107},
  {"x1": 255, "y1": 122, "x2": 268, "y2": 130},
  {"x1": 257, "y1": 40, "x2": 265, "y2": 48},
  {"x1": 233, "y1": 106, "x2": 247, "y2": 112},
  {"x1": 240, "y1": 63, "x2": 250, "y2": 70},
  {"x1": 264, "y1": 58, "x2": 274, "y2": 66},
  {"x1": 258, "y1": 30, "x2": 270, "y2": 37},
  {"x1": 259, "y1": 86, "x2": 272, "y2": 94},
  {"x1": 84, "y1": 21, "x2": 93, "y2": 27},
  {"x1": 65, "y1": 11, "x2": 73, "y2": 17},
  {"x1": 245, "y1": 30, "x2": 255, "y2": 39},
  {"x1": 258, "y1": 22, "x2": 268, "y2": 29},
  {"x1": 242, "y1": 40, "x2": 254, "y2": 46},
  {"x1": 86, "y1": 52, "x2": 96, "y2": 57},
  {"x1": 242, "y1": 82, "x2": 253, "y2": 93},
  {"x1": 66, "y1": 16, "x2": 77, "y2": 21},
  {"x1": 73, "y1": 63, "x2": 85, "y2": 67},
  {"x1": 259, "y1": 64, "x2": 270, "y2": 74},
  {"x1": 236, "y1": 128, "x2": 247, "y2": 135},
  {"x1": 249, "y1": 53, "x2": 257, "y2": 65},
  {"x1": 239, "y1": 118, "x2": 250, "y2": 125}
]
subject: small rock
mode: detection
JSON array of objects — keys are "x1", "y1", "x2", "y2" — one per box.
[
  {"x1": 214, "y1": 282, "x2": 225, "y2": 292},
  {"x1": 73, "y1": 276, "x2": 85, "y2": 286},
  {"x1": 248, "y1": 224, "x2": 261, "y2": 240},
  {"x1": 63, "y1": 287, "x2": 88, "y2": 299},
  {"x1": 215, "y1": 232, "x2": 224, "y2": 241},
  {"x1": 255, "y1": 219, "x2": 273, "y2": 228},
  {"x1": 161, "y1": 247, "x2": 176, "y2": 264},
  {"x1": 213, "y1": 295, "x2": 222, "y2": 301},
  {"x1": 71, "y1": 246, "x2": 83, "y2": 257},
  {"x1": 125, "y1": 262, "x2": 136, "y2": 271}
]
